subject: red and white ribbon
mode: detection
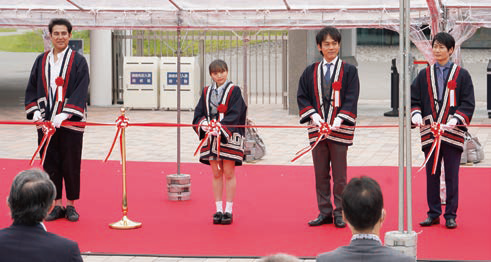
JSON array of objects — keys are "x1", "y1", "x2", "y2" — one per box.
[
  {"x1": 30, "y1": 122, "x2": 56, "y2": 166},
  {"x1": 104, "y1": 115, "x2": 129, "y2": 162},
  {"x1": 194, "y1": 119, "x2": 222, "y2": 159},
  {"x1": 332, "y1": 81, "x2": 342, "y2": 107},
  {"x1": 418, "y1": 122, "x2": 444, "y2": 175},
  {"x1": 448, "y1": 80, "x2": 457, "y2": 107},
  {"x1": 291, "y1": 122, "x2": 331, "y2": 162}
]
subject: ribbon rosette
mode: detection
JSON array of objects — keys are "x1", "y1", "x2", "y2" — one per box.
[
  {"x1": 30, "y1": 122, "x2": 56, "y2": 166},
  {"x1": 104, "y1": 115, "x2": 130, "y2": 162},
  {"x1": 194, "y1": 119, "x2": 222, "y2": 159},
  {"x1": 332, "y1": 81, "x2": 342, "y2": 107},
  {"x1": 291, "y1": 122, "x2": 331, "y2": 162},
  {"x1": 217, "y1": 104, "x2": 227, "y2": 113},
  {"x1": 418, "y1": 122, "x2": 444, "y2": 175},
  {"x1": 55, "y1": 77, "x2": 64, "y2": 87},
  {"x1": 447, "y1": 80, "x2": 457, "y2": 107}
]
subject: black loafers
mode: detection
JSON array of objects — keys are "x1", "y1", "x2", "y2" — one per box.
[
  {"x1": 308, "y1": 215, "x2": 333, "y2": 226},
  {"x1": 419, "y1": 217, "x2": 440, "y2": 227},
  {"x1": 445, "y1": 218, "x2": 457, "y2": 229},
  {"x1": 46, "y1": 206, "x2": 65, "y2": 221},
  {"x1": 221, "y1": 212, "x2": 233, "y2": 225},
  {"x1": 65, "y1": 206, "x2": 79, "y2": 222},
  {"x1": 213, "y1": 212, "x2": 223, "y2": 224},
  {"x1": 334, "y1": 216, "x2": 346, "y2": 228}
]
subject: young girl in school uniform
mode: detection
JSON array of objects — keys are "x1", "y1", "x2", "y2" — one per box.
[{"x1": 193, "y1": 59, "x2": 247, "y2": 225}]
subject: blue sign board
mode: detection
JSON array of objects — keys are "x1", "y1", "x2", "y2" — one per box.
[
  {"x1": 131, "y1": 72, "x2": 152, "y2": 85},
  {"x1": 167, "y1": 72, "x2": 190, "y2": 85}
]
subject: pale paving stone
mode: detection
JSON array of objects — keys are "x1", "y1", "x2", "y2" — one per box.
[{"x1": 152, "y1": 257, "x2": 184, "y2": 262}]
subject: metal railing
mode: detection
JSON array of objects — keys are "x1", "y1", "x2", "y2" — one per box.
[{"x1": 112, "y1": 30, "x2": 288, "y2": 108}]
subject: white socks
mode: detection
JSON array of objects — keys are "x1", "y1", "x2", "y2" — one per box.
[
  {"x1": 216, "y1": 201, "x2": 223, "y2": 213},
  {"x1": 225, "y1": 202, "x2": 233, "y2": 214},
  {"x1": 216, "y1": 201, "x2": 233, "y2": 213}
]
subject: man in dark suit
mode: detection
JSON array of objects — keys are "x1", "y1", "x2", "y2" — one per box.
[
  {"x1": 0, "y1": 169, "x2": 83, "y2": 262},
  {"x1": 411, "y1": 32, "x2": 474, "y2": 229},
  {"x1": 317, "y1": 177, "x2": 414, "y2": 262},
  {"x1": 297, "y1": 26, "x2": 360, "y2": 228}
]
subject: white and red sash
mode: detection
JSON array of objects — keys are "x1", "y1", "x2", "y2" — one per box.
[
  {"x1": 42, "y1": 48, "x2": 75, "y2": 121},
  {"x1": 315, "y1": 59, "x2": 344, "y2": 123},
  {"x1": 428, "y1": 63, "x2": 460, "y2": 124}
]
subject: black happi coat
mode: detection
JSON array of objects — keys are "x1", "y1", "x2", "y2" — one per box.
[
  {"x1": 193, "y1": 82, "x2": 247, "y2": 166},
  {"x1": 25, "y1": 48, "x2": 89, "y2": 132},
  {"x1": 297, "y1": 60, "x2": 360, "y2": 146},
  {"x1": 411, "y1": 63, "x2": 475, "y2": 151}
]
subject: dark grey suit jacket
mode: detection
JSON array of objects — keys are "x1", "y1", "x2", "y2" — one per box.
[
  {"x1": 317, "y1": 239, "x2": 415, "y2": 262},
  {"x1": 0, "y1": 223, "x2": 83, "y2": 262}
]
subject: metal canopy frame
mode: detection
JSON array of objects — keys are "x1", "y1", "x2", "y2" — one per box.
[{"x1": 0, "y1": 0, "x2": 489, "y2": 29}]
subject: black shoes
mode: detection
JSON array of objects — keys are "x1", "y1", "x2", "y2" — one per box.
[
  {"x1": 420, "y1": 216, "x2": 457, "y2": 229},
  {"x1": 308, "y1": 215, "x2": 333, "y2": 226},
  {"x1": 46, "y1": 206, "x2": 79, "y2": 222},
  {"x1": 221, "y1": 212, "x2": 233, "y2": 225},
  {"x1": 445, "y1": 218, "x2": 457, "y2": 229},
  {"x1": 65, "y1": 206, "x2": 79, "y2": 222},
  {"x1": 420, "y1": 217, "x2": 440, "y2": 227},
  {"x1": 46, "y1": 206, "x2": 65, "y2": 221},
  {"x1": 334, "y1": 216, "x2": 346, "y2": 228},
  {"x1": 213, "y1": 212, "x2": 233, "y2": 225},
  {"x1": 213, "y1": 212, "x2": 223, "y2": 224}
]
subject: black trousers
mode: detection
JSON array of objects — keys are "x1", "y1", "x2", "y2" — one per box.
[
  {"x1": 311, "y1": 139, "x2": 348, "y2": 217},
  {"x1": 38, "y1": 128, "x2": 83, "y2": 200},
  {"x1": 423, "y1": 143, "x2": 461, "y2": 220}
]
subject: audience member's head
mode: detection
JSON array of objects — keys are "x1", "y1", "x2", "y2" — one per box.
[
  {"x1": 7, "y1": 169, "x2": 56, "y2": 225},
  {"x1": 342, "y1": 176, "x2": 385, "y2": 234},
  {"x1": 259, "y1": 253, "x2": 301, "y2": 262}
]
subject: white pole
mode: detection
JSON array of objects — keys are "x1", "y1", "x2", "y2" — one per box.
[{"x1": 90, "y1": 30, "x2": 113, "y2": 106}]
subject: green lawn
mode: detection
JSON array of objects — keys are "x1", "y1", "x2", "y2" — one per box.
[
  {"x1": 0, "y1": 30, "x2": 91, "y2": 53},
  {"x1": 0, "y1": 29, "x2": 284, "y2": 55}
]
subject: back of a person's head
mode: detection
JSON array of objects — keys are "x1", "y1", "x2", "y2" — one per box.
[
  {"x1": 8, "y1": 169, "x2": 56, "y2": 225},
  {"x1": 342, "y1": 176, "x2": 383, "y2": 231},
  {"x1": 259, "y1": 253, "x2": 301, "y2": 262}
]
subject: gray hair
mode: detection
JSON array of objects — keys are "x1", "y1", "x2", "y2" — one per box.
[{"x1": 8, "y1": 169, "x2": 56, "y2": 225}]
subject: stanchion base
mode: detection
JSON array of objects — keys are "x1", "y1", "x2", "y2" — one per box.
[
  {"x1": 384, "y1": 230, "x2": 417, "y2": 258},
  {"x1": 384, "y1": 108, "x2": 399, "y2": 117},
  {"x1": 167, "y1": 174, "x2": 191, "y2": 201},
  {"x1": 109, "y1": 215, "x2": 142, "y2": 230}
]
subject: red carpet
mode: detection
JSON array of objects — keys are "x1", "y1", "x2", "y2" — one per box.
[{"x1": 0, "y1": 158, "x2": 489, "y2": 260}]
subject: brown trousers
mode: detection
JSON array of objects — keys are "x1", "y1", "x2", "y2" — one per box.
[{"x1": 311, "y1": 139, "x2": 347, "y2": 218}]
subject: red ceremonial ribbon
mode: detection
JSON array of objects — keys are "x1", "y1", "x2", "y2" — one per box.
[
  {"x1": 55, "y1": 77, "x2": 64, "y2": 87},
  {"x1": 291, "y1": 122, "x2": 331, "y2": 162},
  {"x1": 30, "y1": 122, "x2": 56, "y2": 166},
  {"x1": 332, "y1": 81, "x2": 342, "y2": 107},
  {"x1": 418, "y1": 122, "x2": 444, "y2": 175},
  {"x1": 217, "y1": 104, "x2": 227, "y2": 113},
  {"x1": 448, "y1": 80, "x2": 457, "y2": 107},
  {"x1": 194, "y1": 119, "x2": 222, "y2": 159},
  {"x1": 103, "y1": 115, "x2": 129, "y2": 162}
]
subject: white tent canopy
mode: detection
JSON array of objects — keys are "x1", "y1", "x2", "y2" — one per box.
[{"x1": 0, "y1": 0, "x2": 489, "y2": 30}]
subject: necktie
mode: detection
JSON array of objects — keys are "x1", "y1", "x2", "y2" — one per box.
[
  {"x1": 437, "y1": 66, "x2": 445, "y2": 101},
  {"x1": 324, "y1": 63, "x2": 332, "y2": 85}
]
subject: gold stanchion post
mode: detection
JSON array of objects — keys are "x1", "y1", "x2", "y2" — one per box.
[{"x1": 109, "y1": 108, "x2": 142, "y2": 229}]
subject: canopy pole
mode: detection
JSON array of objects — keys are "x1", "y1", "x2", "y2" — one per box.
[
  {"x1": 404, "y1": 0, "x2": 413, "y2": 233},
  {"x1": 176, "y1": 15, "x2": 182, "y2": 175}
]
